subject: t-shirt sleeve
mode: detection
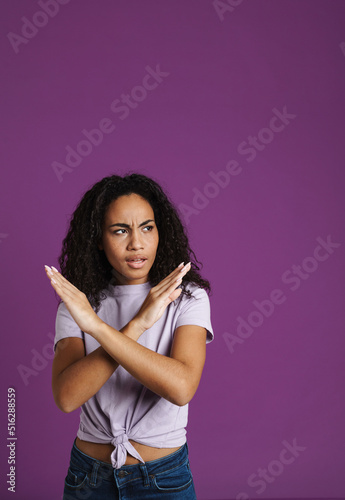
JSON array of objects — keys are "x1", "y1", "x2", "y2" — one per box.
[
  {"x1": 54, "y1": 301, "x2": 84, "y2": 352},
  {"x1": 175, "y1": 286, "x2": 214, "y2": 343}
]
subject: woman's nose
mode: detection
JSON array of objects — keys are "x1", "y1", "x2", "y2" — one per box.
[{"x1": 128, "y1": 230, "x2": 143, "y2": 249}]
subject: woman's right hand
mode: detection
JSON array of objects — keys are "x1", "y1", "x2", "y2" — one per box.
[{"x1": 132, "y1": 262, "x2": 191, "y2": 333}]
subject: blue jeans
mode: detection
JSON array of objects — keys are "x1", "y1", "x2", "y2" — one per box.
[{"x1": 62, "y1": 438, "x2": 197, "y2": 499}]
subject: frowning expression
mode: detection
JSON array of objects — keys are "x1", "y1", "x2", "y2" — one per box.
[{"x1": 99, "y1": 193, "x2": 159, "y2": 285}]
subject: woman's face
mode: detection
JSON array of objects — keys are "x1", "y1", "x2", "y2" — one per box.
[{"x1": 99, "y1": 193, "x2": 159, "y2": 285}]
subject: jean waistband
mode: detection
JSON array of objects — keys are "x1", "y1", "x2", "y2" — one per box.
[{"x1": 70, "y1": 438, "x2": 189, "y2": 483}]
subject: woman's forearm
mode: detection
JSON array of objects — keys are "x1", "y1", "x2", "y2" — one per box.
[
  {"x1": 55, "y1": 346, "x2": 118, "y2": 413},
  {"x1": 46, "y1": 263, "x2": 195, "y2": 409},
  {"x1": 91, "y1": 320, "x2": 191, "y2": 406},
  {"x1": 55, "y1": 323, "x2": 143, "y2": 413}
]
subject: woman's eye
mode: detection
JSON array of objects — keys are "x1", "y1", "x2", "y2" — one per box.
[{"x1": 112, "y1": 226, "x2": 154, "y2": 235}]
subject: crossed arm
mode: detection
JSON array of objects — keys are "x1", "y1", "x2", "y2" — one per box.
[{"x1": 46, "y1": 264, "x2": 207, "y2": 412}]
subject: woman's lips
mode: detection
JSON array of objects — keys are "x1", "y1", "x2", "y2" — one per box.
[{"x1": 126, "y1": 259, "x2": 147, "y2": 269}]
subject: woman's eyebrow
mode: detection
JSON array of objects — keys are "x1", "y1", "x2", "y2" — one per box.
[{"x1": 108, "y1": 219, "x2": 155, "y2": 229}]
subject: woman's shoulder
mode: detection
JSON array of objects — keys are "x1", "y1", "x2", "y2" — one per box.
[
  {"x1": 174, "y1": 282, "x2": 214, "y2": 341},
  {"x1": 176, "y1": 282, "x2": 210, "y2": 308},
  {"x1": 183, "y1": 282, "x2": 209, "y2": 296}
]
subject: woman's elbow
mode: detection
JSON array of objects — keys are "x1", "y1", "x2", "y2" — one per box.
[
  {"x1": 57, "y1": 400, "x2": 76, "y2": 414},
  {"x1": 52, "y1": 385, "x2": 78, "y2": 414},
  {"x1": 53, "y1": 393, "x2": 73, "y2": 413},
  {"x1": 169, "y1": 379, "x2": 198, "y2": 407}
]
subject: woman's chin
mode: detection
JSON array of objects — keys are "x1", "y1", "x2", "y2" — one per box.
[{"x1": 112, "y1": 268, "x2": 150, "y2": 286}]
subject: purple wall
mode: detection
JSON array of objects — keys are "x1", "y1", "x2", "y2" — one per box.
[{"x1": 1, "y1": 1, "x2": 344, "y2": 499}]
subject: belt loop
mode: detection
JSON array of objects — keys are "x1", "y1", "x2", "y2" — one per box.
[
  {"x1": 139, "y1": 463, "x2": 150, "y2": 487},
  {"x1": 90, "y1": 461, "x2": 100, "y2": 487}
]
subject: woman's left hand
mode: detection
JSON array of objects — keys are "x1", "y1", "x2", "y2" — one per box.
[{"x1": 44, "y1": 266, "x2": 104, "y2": 335}]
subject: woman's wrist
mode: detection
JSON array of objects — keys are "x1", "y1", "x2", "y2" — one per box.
[
  {"x1": 89, "y1": 317, "x2": 146, "y2": 343},
  {"x1": 88, "y1": 318, "x2": 107, "y2": 340},
  {"x1": 124, "y1": 318, "x2": 147, "y2": 340}
]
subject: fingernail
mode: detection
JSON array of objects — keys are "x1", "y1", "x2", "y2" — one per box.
[
  {"x1": 180, "y1": 262, "x2": 191, "y2": 272},
  {"x1": 51, "y1": 278, "x2": 57, "y2": 284},
  {"x1": 45, "y1": 265, "x2": 54, "y2": 276},
  {"x1": 178, "y1": 262, "x2": 184, "y2": 269},
  {"x1": 176, "y1": 276, "x2": 183, "y2": 283},
  {"x1": 51, "y1": 266, "x2": 59, "y2": 273}
]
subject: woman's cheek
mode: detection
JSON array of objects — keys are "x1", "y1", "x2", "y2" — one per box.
[{"x1": 150, "y1": 230, "x2": 159, "y2": 247}]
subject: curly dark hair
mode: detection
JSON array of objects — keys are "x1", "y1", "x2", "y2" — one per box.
[{"x1": 58, "y1": 172, "x2": 211, "y2": 312}]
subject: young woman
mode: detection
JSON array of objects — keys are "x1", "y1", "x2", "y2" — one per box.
[{"x1": 45, "y1": 173, "x2": 213, "y2": 499}]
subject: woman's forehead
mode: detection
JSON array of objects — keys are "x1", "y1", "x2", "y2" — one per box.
[{"x1": 105, "y1": 194, "x2": 154, "y2": 221}]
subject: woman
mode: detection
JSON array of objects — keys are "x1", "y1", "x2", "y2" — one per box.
[{"x1": 45, "y1": 173, "x2": 214, "y2": 499}]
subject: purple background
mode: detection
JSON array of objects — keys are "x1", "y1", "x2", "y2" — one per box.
[{"x1": 1, "y1": 1, "x2": 345, "y2": 499}]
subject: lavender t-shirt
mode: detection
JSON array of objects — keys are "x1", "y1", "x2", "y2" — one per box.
[{"x1": 54, "y1": 281, "x2": 213, "y2": 468}]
